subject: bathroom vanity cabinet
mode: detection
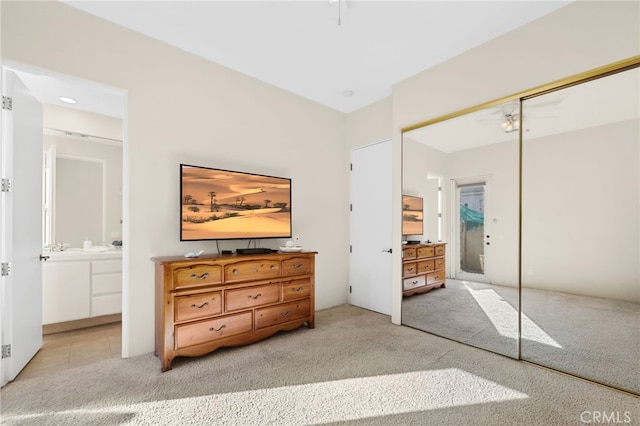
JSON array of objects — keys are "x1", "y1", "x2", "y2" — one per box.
[{"x1": 42, "y1": 252, "x2": 122, "y2": 325}]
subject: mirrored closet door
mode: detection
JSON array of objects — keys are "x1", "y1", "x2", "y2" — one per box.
[
  {"x1": 520, "y1": 65, "x2": 639, "y2": 394},
  {"x1": 401, "y1": 102, "x2": 521, "y2": 360},
  {"x1": 401, "y1": 57, "x2": 639, "y2": 395}
]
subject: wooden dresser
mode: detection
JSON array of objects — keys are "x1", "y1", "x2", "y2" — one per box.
[
  {"x1": 402, "y1": 243, "x2": 446, "y2": 297},
  {"x1": 152, "y1": 251, "x2": 316, "y2": 371}
]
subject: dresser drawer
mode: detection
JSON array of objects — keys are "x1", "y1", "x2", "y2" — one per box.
[
  {"x1": 417, "y1": 260, "x2": 435, "y2": 273},
  {"x1": 225, "y1": 283, "x2": 280, "y2": 312},
  {"x1": 435, "y1": 258, "x2": 445, "y2": 270},
  {"x1": 417, "y1": 246, "x2": 435, "y2": 258},
  {"x1": 173, "y1": 264, "x2": 223, "y2": 289},
  {"x1": 434, "y1": 245, "x2": 446, "y2": 256},
  {"x1": 175, "y1": 311, "x2": 252, "y2": 349},
  {"x1": 402, "y1": 247, "x2": 417, "y2": 259},
  {"x1": 403, "y1": 275, "x2": 425, "y2": 290},
  {"x1": 403, "y1": 261, "x2": 418, "y2": 277},
  {"x1": 175, "y1": 291, "x2": 222, "y2": 322},
  {"x1": 427, "y1": 271, "x2": 445, "y2": 284},
  {"x1": 225, "y1": 260, "x2": 280, "y2": 282},
  {"x1": 256, "y1": 299, "x2": 310, "y2": 329},
  {"x1": 282, "y1": 278, "x2": 311, "y2": 301},
  {"x1": 282, "y1": 257, "x2": 312, "y2": 276}
]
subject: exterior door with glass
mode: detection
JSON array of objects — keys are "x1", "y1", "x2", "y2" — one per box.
[{"x1": 454, "y1": 178, "x2": 490, "y2": 283}]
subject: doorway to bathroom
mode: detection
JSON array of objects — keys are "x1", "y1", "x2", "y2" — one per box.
[{"x1": 1, "y1": 63, "x2": 127, "y2": 383}]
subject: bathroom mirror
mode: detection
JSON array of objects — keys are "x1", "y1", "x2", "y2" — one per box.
[
  {"x1": 402, "y1": 101, "x2": 521, "y2": 359},
  {"x1": 520, "y1": 65, "x2": 639, "y2": 394},
  {"x1": 55, "y1": 155, "x2": 104, "y2": 248},
  {"x1": 43, "y1": 129, "x2": 123, "y2": 250},
  {"x1": 401, "y1": 58, "x2": 639, "y2": 395}
]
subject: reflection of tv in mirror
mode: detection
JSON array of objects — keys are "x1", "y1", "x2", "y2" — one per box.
[
  {"x1": 402, "y1": 195, "x2": 424, "y2": 236},
  {"x1": 181, "y1": 164, "x2": 292, "y2": 241}
]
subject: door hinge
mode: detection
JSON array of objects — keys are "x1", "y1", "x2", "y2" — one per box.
[
  {"x1": 1, "y1": 178, "x2": 11, "y2": 193},
  {"x1": 1, "y1": 262, "x2": 11, "y2": 277},
  {"x1": 350, "y1": 204, "x2": 352, "y2": 212},
  {"x1": 349, "y1": 245, "x2": 352, "y2": 253},
  {"x1": 1, "y1": 344, "x2": 10, "y2": 359},
  {"x1": 349, "y1": 286, "x2": 352, "y2": 294},
  {"x1": 350, "y1": 163, "x2": 353, "y2": 171},
  {"x1": 2, "y1": 96, "x2": 12, "y2": 111}
]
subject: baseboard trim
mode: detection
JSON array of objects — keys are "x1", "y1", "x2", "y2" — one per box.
[{"x1": 43, "y1": 314, "x2": 122, "y2": 335}]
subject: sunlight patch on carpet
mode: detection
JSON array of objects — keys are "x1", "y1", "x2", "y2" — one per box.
[
  {"x1": 3, "y1": 369, "x2": 528, "y2": 424},
  {"x1": 466, "y1": 285, "x2": 562, "y2": 348}
]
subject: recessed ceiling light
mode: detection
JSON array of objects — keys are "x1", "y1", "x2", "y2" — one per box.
[
  {"x1": 343, "y1": 90, "x2": 354, "y2": 98},
  {"x1": 59, "y1": 96, "x2": 77, "y2": 104}
]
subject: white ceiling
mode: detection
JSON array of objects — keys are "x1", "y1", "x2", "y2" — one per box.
[{"x1": 13, "y1": 1, "x2": 573, "y2": 118}]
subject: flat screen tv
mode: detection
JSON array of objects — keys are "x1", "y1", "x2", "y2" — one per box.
[
  {"x1": 180, "y1": 164, "x2": 292, "y2": 241},
  {"x1": 402, "y1": 195, "x2": 424, "y2": 236}
]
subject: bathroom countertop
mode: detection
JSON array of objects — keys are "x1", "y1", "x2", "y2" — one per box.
[{"x1": 42, "y1": 247, "x2": 123, "y2": 261}]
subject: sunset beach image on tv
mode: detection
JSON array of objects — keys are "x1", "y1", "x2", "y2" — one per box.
[
  {"x1": 180, "y1": 164, "x2": 292, "y2": 241},
  {"x1": 402, "y1": 195, "x2": 424, "y2": 236}
]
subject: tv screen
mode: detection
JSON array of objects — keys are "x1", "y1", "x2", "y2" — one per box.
[
  {"x1": 180, "y1": 164, "x2": 292, "y2": 241},
  {"x1": 402, "y1": 195, "x2": 424, "y2": 236}
]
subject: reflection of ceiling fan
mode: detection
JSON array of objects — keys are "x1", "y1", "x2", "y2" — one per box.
[
  {"x1": 477, "y1": 101, "x2": 521, "y2": 133},
  {"x1": 500, "y1": 103, "x2": 520, "y2": 133},
  {"x1": 481, "y1": 99, "x2": 560, "y2": 133}
]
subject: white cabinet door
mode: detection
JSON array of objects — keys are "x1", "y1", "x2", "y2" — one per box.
[
  {"x1": 90, "y1": 259, "x2": 122, "y2": 316},
  {"x1": 42, "y1": 262, "x2": 91, "y2": 324}
]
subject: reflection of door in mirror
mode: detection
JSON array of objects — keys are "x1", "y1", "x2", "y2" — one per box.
[{"x1": 455, "y1": 179, "x2": 488, "y2": 283}]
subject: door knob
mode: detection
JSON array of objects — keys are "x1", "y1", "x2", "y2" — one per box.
[
  {"x1": 382, "y1": 248, "x2": 393, "y2": 253},
  {"x1": 39, "y1": 254, "x2": 50, "y2": 261}
]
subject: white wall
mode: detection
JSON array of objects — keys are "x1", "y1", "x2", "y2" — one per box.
[
  {"x1": 391, "y1": 0, "x2": 640, "y2": 323},
  {"x1": 522, "y1": 119, "x2": 639, "y2": 301},
  {"x1": 2, "y1": 1, "x2": 349, "y2": 357}
]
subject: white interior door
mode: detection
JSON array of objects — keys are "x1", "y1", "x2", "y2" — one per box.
[
  {"x1": 349, "y1": 140, "x2": 393, "y2": 315},
  {"x1": 1, "y1": 69, "x2": 44, "y2": 384}
]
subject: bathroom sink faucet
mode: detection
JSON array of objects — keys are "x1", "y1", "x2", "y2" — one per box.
[{"x1": 47, "y1": 243, "x2": 69, "y2": 252}]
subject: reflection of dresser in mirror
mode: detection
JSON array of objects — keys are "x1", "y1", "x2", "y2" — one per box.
[{"x1": 402, "y1": 243, "x2": 446, "y2": 296}]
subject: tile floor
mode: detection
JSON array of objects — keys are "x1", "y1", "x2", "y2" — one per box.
[{"x1": 14, "y1": 322, "x2": 121, "y2": 382}]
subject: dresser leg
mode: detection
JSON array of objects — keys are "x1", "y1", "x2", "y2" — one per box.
[{"x1": 161, "y1": 357, "x2": 173, "y2": 372}]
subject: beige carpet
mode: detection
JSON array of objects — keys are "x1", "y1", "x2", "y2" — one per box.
[
  {"x1": 1, "y1": 305, "x2": 638, "y2": 425},
  {"x1": 401, "y1": 279, "x2": 640, "y2": 395}
]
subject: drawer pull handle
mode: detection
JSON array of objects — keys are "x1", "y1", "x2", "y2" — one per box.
[
  {"x1": 247, "y1": 293, "x2": 262, "y2": 300},
  {"x1": 232, "y1": 269, "x2": 238, "y2": 275},
  {"x1": 412, "y1": 280, "x2": 419, "y2": 285},
  {"x1": 190, "y1": 272, "x2": 209, "y2": 280},
  {"x1": 291, "y1": 286, "x2": 304, "y2": 292},
  {"x1": 191, "y1": 302, "x2": 209, "y2": 309},
  {"x1": 209, "y1": 324, "x2": 226, "y2": 332},
  {"x1": 280, "y1": 310, "x2": 293, "y2": 317},
  {"x1": 291, "y1": 263, "x2": 303, "y2": 269}
]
